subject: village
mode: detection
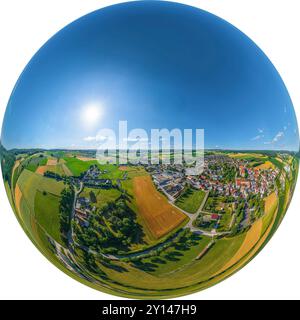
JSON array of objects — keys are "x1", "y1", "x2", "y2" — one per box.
[
  {"x1": 149, "y1": 154, "x2": 280, "y2": 201},
  {"x1": 71, "y1": 152, "x2": 285, "y2": 237},
  {"x1": 147, "y1": 154, "x2": 282, "y2": 233},
  {"x1": 74, "y1": 165, "x2": 115, "y2": 228}
]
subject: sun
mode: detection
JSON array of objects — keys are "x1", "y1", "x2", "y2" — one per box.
[{"x1": 81, "y1": 104, "x2": 103, "y2": 128}]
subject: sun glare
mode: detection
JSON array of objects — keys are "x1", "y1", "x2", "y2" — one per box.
[{"x1": 81, "y1": 104, "x2": 103, "y2": 127}]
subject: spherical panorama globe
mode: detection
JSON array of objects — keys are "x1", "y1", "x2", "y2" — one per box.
[{"x1": 1, "y1": 1, "x2": 299, "y2": 299}]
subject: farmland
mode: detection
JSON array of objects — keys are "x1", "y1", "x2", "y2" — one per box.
[
  {"x1": 119, "y1": 166, "x2": 157, "y2": 244},
  {"x1": 63, "y1": 156, "x2": 124, "y2": 180},
  {"x1": 135, "y1": 233, "x2": 212, "y2": 276},
  {"x1": 15, "y1": 169, "x2": 65, "y2": 240},
  {"x1": 63, "y1": 157, "x2": 98, "y2": 176},
  {"x1": 261, "y1": 192, "x2": 278, "y2": 236},
  {"x1": 34, "y1": 191, "x2": 63, "y2": 245},
  {"x1": 217, "y1": 219, "x2": 262, "y2": 274},
  {"x1": 1, "y1": 146, "x2": 298, "y2": 298},
  {"x1": 36, "y1": 164, "x2": 68, "y2": 176},
  {"x1": 133, "y1": 175, "x2": 187, "y2": 239},
  {"x1": 97, "y1": 232, "x2": 246, "y2": 294},
  {"x1": 14, "y1": 184, "x2": 23, "y2": 221},
  {"x1": 25, "y1": 156, "x2": 48, "y2": 172},
  {"x1": 229, "y1": 152, "x2": 267, "y2": 159},
  {"x1": 256, "y1": 161, "x2": 275, "y2": 170},
  {"x1": 79, "y1": 187, "x2": 121, "y2": 210}
]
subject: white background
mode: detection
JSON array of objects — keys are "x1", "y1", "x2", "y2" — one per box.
[{"x1": 0, "y1": 0, "x2": 299, "y2": 300}]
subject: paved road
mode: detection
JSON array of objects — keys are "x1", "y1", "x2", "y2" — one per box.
[
  {"x1": 183, "y1": 191, "x2": 209, "y2": 229},
  {"x1": 68, "y1": 181, "x2": 83, "y2": 247},
  {"x1": 67, "y1": 180, "x2": 230, "y2": 260},
  {"x1": 157, "y1": 188, "x2": 230, "y2": 237}
]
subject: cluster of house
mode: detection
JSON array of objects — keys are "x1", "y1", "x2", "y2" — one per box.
[
  {"x1": 75, "y1": 197, "x2": 96, "y2": 227},
  {"x1": 82, "y1": 165, "x2": 112, "y2": 188},
  {"x1": 202, "y1": 213, "x2": 220, "y2": 223},
  {"x1": 148, "y1": 154, "x2": 280, "y2": 203},
  {"x1": 192, "y1": 162, "x2": 278, "y2": 199},
  {"x1": 151, "y1": 167, "x2": 185, "y2": 199},
  {"x1": 235, "y1": 165, "x2": 279, "y2": 198},
  {"x1": 74, "y1": 165, "x2": 115, "y2": 228}
]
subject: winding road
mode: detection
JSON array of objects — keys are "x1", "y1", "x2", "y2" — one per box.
[
  {"x1": 68, "y1": 181, "x2": 83, "y2": 248},
  {"x1": 69, "y1": 180, "x2": 230, "y2": 261},
  {"x1": 163, "y1": 189, "x2": 229, "y2": 237},
  {"x1": 67, "y1": 174, "x2": 230, "y2": 261}
]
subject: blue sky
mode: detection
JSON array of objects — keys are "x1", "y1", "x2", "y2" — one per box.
[{"x1": 1, "y1": 1, "x2": 299, "y2": 151}]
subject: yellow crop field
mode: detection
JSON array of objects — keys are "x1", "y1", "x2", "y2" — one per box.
[
  {"x1": 133, "y1": 176, "x2": 187, "y2": 239},
  {"x1": 256, "y1": 161, "x2": 275, "y2": 170}
]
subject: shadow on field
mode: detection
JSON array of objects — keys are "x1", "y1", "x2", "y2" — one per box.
[{"x1": 101, "y1": 261, "x2": 128, "y2": 273}]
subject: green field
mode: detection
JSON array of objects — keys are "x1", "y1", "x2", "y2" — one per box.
[
  {"x1": 18, "y1": 169, "x2": 64, "y2": 195},
  {"x1": 17, "y1": 169, "x2": 65, "y2": 218},
  {"x1": 139, "y1": 234, "x2": 211, "y2": 276},
  {"x1": 34, "y1": 190, "x2": 63, "y2": 245},
  {"x1": 44, "y1": 164, "x2": 67, "y2": 175},
  {"x1": 49, "y1": 163, "x2": 74, "y2": 176},
  {"x1": 229, "y1": 153, "x2": 267, "y2": 160},
  {"x1": 19, "y1": 197, "x2": 34, "y2": 235},
  {"x1": 26, "y1": 156, "x2": 48, "y2": 172},
  {"x1": 175, "y1": 188, "x2": 206, "y2": 213},
  {"x1": 63, "y1": 157, "x2": 98, "y2": 176},
  {"x1": 95, "y1": 232, "x2": 246, "y2": 294},
  {"x1": 268, "y1": 157, "x2": 284, "y2": 170},
  {"x1": 99, "y1": 164, "x2": 124, "y2": 180},
  {"x1": 165, "y1": 233, "x2": 246, "y2": 284},
  {"x1": 63, "y1": 157, "x2": 123, "y2": 180},
  {"x1": 79, "y1": 187, "x2": 121, "y2": 210},
  {"x1": 218, "y1": 211, "x2": 233, "y2": 231}
]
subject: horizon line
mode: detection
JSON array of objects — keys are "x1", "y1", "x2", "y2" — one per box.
[{"x1": 2, "y1": 146, "x2": 299, "y2": 153}]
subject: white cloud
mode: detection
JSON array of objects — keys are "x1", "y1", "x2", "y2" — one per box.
[
  {"x1": 83, "y1": 136, "x2": 97, "y2": 142},
  {"x1": 83, "y1": 134, "x2": 110, "y2": 142},
  {"x1": 264, "y1": 131, "x2": 285, "y2": 145},
  {"x1": 251, "y1": 128, "x2": 265, "y2": 141},
  {"x1": 273, "y1": 131, "x2": 284, "y2": 142},
  {"x1": 251, "y1": 134, "x2": 264, "y2": 141}
]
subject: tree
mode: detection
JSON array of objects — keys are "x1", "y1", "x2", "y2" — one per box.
[
  {"x1": 89, "y1": 190, "x2": 97, "y2": 203},
  {"x1": 75, "y1": 199, "x2": 144, "y2": 254},
  {"x1": 59, "y1": 187, "x2": 75, "y2": 245}
]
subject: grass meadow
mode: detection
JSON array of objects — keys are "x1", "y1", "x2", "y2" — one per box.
[
  {"x1": 175, "y1": 188, "x2": 206, "y2": 213},
  {"x1": 34, "y1": 190, "x2": 63, "y2": 245}
]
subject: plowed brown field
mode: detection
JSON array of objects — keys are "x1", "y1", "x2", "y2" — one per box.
[{"x1": 47, "y1": 159, "x2": 58, "y2": 165}]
